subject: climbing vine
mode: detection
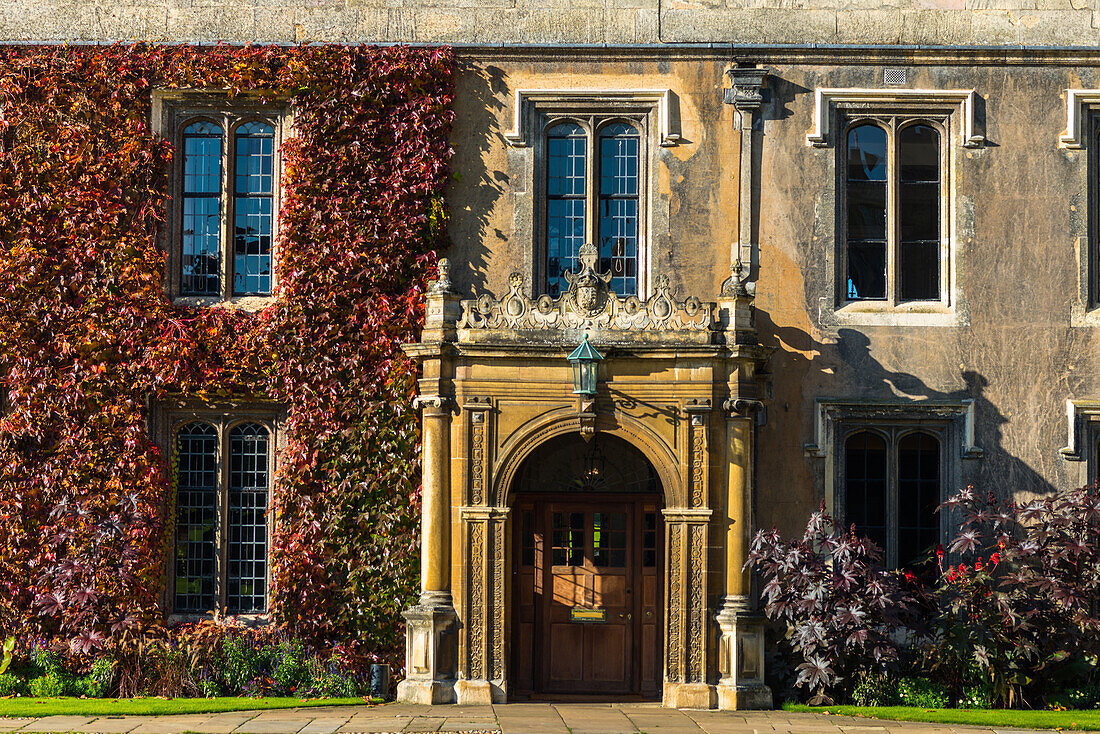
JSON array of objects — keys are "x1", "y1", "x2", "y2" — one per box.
[{"x1": 0, "y1": 44, "x2": 453, "y2": 663}]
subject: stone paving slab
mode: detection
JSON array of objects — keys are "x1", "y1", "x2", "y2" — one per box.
[{"x1": 2, "y1": 704, "x2": 1095, "y2": 734}]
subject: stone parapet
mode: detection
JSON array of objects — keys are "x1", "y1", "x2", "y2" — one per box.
[{"x1": 5, "y1": 3, "x2": 1100, "y2": 47}]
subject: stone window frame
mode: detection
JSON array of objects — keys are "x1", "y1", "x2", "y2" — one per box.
[
  {"x1": 1060, "y1": 92, "x2": 1100, "y2": 324},
  {"x1": 151, "y1": 398, "x2": 284, "y2": 621},
  {"x1": 804, "y1": 399, "x2": 982, "y2": 568},
  {"x1": 504, "y1": 89, "x2": 681, "y2": 301},
  {"x1": 807, "y1": 88, "x2": 983, "y2": 328},
  {"x1": 152, "y1": 90, "x2": 291, "y2": 312},
  {"x1": 1058, "y1": 399, "x2": 1100, "y2": 486}
]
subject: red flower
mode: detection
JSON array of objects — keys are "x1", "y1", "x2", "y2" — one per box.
[{"x1": 990, "y1": 552, "x2": 1000, "y2": 566}]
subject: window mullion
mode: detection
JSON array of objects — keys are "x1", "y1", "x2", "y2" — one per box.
[
  {"x1": 221, "y1": 115, "x2": 233, "y2": 301},
  {"x1": 586, "y1": 120, "x2": 597, "y2": 250},
  {"x1": 218, "y1": 421, "x2": 230, "y2": 614},
  {"x1": 887, "y1": 430, "x2": 899, "y2": 569},
  {"x1": 887, "y1": 121, "x2": 898, "y2": 306}
]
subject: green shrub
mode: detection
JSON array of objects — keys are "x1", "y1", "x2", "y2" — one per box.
[
  {"x1": 220, "y1": 636, "x2": 264, "y2": 694},
  {"x1": 76, "y1": 657, "x2": 116, "y2": 698},
  {"x1": 303, "y1": 658, "x2": 360, "y2": 698},
  {"x1": 960, "y1": 681, "x2": 994, "y2": 709},
  {"x1": 1046, "y1": 684, "x2": 1100, "y2": 710},
  {"x1": 852, "y1": 672, "x2": 899, "y2": 706},
  {"x1": 897, "y1": 677, "x2": 949, "y2": 708},
  {"x1": 0, "y1": 672, "x2": 27, "y2": 696},
  {"x1": 29, "y1": 672, "x2": 65, "y2": 698},
  {"x1": 271, "y1": 641, "x2": 310, "y2": 695}
]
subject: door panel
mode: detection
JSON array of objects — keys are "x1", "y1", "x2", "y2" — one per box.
[{"x1": 511, "y1": 494, "x2": 661, "y2": 698}]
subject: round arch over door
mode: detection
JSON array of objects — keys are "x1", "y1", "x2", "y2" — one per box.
[{"x1": 510, "y1": 433, "x2": 664, "y2": 700}]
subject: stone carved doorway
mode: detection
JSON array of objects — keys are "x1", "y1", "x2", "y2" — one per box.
[{"x1": 509, "y1": 434, "x2": 663, "y2": 699}]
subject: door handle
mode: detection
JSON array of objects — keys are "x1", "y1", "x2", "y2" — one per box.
[{"x1": 618, "y1": 612, "x2": 632, "y2": 621}]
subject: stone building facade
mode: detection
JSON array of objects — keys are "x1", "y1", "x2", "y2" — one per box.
[{"x1": 18, "y1": 0, "x2": 1100, "y2": 711}]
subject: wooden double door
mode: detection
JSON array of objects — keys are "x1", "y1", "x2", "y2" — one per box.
[{"x1": 511, "y1": 493, "x2": 662, "y2": 698}]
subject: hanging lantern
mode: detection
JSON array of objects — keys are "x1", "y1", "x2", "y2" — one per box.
[{"x1": 566, "y1": 334, "x2": 604, "y2": 396}]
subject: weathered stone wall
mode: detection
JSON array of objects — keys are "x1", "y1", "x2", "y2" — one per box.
[
  {"x1": 447, "y1": 49, "x2": 1100, "y2": 538},
  {"x1": 7, "y1": 1, "x2": 1100, "y2": 47}
]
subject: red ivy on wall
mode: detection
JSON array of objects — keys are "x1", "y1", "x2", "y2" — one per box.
[{"x1": 0, "y1": 44, "x2": 453, "y2": 660}]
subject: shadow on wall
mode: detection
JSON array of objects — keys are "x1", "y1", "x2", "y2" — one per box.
[
  {"x1": 448, "y1": 62, "x2": 507, "y2": 292},
  {"x1": 755, "y1": 309, "x2": 1057, "y2": 535}
]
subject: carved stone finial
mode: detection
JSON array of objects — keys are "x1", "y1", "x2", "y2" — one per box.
[
  {"x1": 429, "y1": 258, "x2": 454, "y2": 295},
  {"x1": 721, "y1": 258, "x2": 751, "y2": 298}
]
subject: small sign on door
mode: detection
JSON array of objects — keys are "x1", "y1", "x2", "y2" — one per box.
[{"x1": 570, "y1": 607, "x2": 607, "y2": 623}]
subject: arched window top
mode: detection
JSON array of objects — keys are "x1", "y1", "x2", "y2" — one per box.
[
  {"x1": 184, "y1": 120, "x2": 222, "y2": 136},
  {"x1": 899, "y1": 123, "x2": 940, "y2": 184},
  {"x1": 599, "y1": 121, "x2": 639, "y2": 138},
  {"x1": 845, "y1": 429, "x2": 887, "y2": 451},
  {"x1": 847, "y1": 123, "x2": 887, "y2": 182},
  {"x1": 235, "y1": 120, "x2": 274, "y2": 137},
  {"x1": 229, "y1": 421, "x2": 269, "y2": 441},
  {"x1": 547, "y1": 121, "x2": 585, "y2": 138},
  {"x1": 898, "y1": 430, "x2": 940, "y2": 451},
  {"x1": 178, "y1": 421, "x2": 217, "y2": 439}
]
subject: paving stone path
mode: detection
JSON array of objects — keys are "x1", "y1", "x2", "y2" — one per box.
[{"x1": 0, "y1": 704, "x2": 1081, "y2": 734}]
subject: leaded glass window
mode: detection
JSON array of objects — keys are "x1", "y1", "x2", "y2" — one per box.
[
  {"x1": 599, "y1": 123, "x2": 639, "y2": 296},
  {"x1": 843, "y1": 118, "x2": 944, "y2": 305},
  {"x1": 172, "y1": 417, "x2": 273, "y2": 615},
  {"x1": 843, "y1": 428, "x2": 941, "y2": 570},
  {"x1": 228, "y1": 423, "x2": 269, "y2": 614},
  {"x1": 898, "y1": 432, "x2": 940, "y2": 568},
  {"x1": 175, "y1": 422, "x2": 217, "y2": 613},
  {"x1": 844, "y1": 431, "x2": 887, "y2": 551},
  {"x1": 181, "y1": 122, "x2": 223, "y2": 296},
  {"x1": 233, "y1": 122, "x2": 274, "y2": 296},
  {"x1": 546, "y1": 123, "x2": 587, "y2": 297},
  {"x1": 174, "y1": 111, "x2": 281, "y2": 301},
  {"x1": 543, "y1": 118, "x2": 642, "y2": 298}
]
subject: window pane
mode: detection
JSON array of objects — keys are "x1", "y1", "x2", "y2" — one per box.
[
  {"x1": 175, "y1": 422, "x2": 217, "y2": 613},
  {"x1": 546, "y1": 123, "x2": 586, "y2": 298},
  {"x1": 900, "y1": 124, "x2": 939, "y2": 183},
  {"x1": 233, "y1": 122, "x2": 274, "y2": 296},
  {"x1": 844, "y1": 432, "x2": 887, "y2": 553},
  {"x1": 899, "y1": 182, "x2": 939, "y2": 243},
  {"x1": 551, "y1": 511, "x2": 584, "y2": 567},
  {"x1": 898, "y1": 432, "x2": 940, "y2": 569},
  {"x1": 522, "y1": 510, "x2": 535, "y2": 567},
  {"x1": 846, "y1": 125, "x2": 888, "y2": 302},
  {"x1": 899, "y1": 125, "x2": 941, "y2": 302},
  {"x1": 642, "y1": 511, "x2": 657, "y2": 568},
  {"x1": 899, "y1": 240, "x2": 939, "y2": 301},
  {"x1": 181, "y1": 122, "x2": 223, "y2": 296},
  {"x1": 599, "y1": 123, "x2": 640, "y2": 297},
  {"x1": 847, "y1": 125, "x2": 887, "y2": 182},
  {"x1": 847, "y1": 181, "x2": 887, "y2": 242},
  {"x1": 847, "y1": 242, "x2": 887, "y2": 300},
  {"x1": 593, "y1": 511, "x2": 627, "y2": 568},
  {"x1": 228, "y1": 422, "x2": 269, "y2": 613}
]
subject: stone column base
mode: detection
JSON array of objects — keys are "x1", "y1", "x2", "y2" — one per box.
[
  {"x1": 717, "y1": 682, "x2": 773, "y2": 710},
  {"x1": 396, "y1": 596, "x2": 458, "y2": 705},
  {"x1": 715, "y1": 599, "x2": 772, "y2": 710},
  {"x1": 454, "y1": 679, "x2": 506, "y2": 704},
  {"x1": 663, "y1": 682, "x2": 717, "y2": 709},
  {"x1": 396, "y1": 678, "x2": 456, "y2": 705}
]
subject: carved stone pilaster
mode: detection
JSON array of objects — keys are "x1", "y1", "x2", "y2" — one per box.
[
  {"x1": 715, "y1": 605, "x2": 772, "y2": 710},
  {"x1": 456, "y1": 506, "x2": 508, "y2": 705},
  {"x1": 662, "y1": 508, "x2": 715, "y2": 709},
  {"x1": 684, "y1": 400, "x2": 711, "y2": 508},
  {"x1": 465, "y1": 397, "x2": 492, "y2": 506}
]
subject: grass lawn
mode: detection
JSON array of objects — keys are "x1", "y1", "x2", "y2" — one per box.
[
  {"x1": 0, "y1": 697, "x2": 373, "y2": 718},
  {"x1": 785, "y1": 703, "x2": 1100, "y2": 730}
]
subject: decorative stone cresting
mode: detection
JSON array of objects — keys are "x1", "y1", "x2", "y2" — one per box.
[{"x1": 458, "y1": 244, "x2": 711, "y2": 334}]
